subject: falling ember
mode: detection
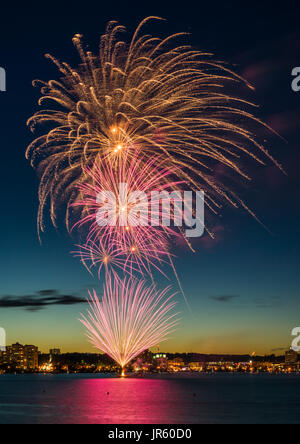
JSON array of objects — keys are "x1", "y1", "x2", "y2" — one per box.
[{"x1": 80, "y1": 275, "x2": 179, "y2": 369}]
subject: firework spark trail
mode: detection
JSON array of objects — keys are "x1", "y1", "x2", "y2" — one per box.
[
  {"x1": 26, "y1": 16, "x2": 282, "y2": 240},
  {"x1": 80, "y1": 274, "x2": 179, "y2": 368}
]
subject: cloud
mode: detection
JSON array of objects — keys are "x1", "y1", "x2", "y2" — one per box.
[
  {"x1": 252, "y1": 297, "x2": 279, "y2": 309},
  {"x1": 0, "y1": 290, "x2": 87, "y2": 311},
  {"x1": 37, "y1": 290, "x2": 59, "y2": 296},
  {"x1": 271, "y1": 347, "x2": 288, "y2": 353},
  {"x1": 210, "y1": 295, "x2": 239, "y2": 303}
]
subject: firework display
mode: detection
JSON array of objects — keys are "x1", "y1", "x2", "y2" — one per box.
[
  {"x1": 27, "y1": 17, "x2": 279, "y2": 369},
  {"x1": 26, "y1": 16, "x2": 281, "y2": 238},
  {"x1": 80, "y1": 275, "x2": 179, "y2": 369}
]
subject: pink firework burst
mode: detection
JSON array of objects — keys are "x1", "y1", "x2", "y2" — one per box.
[
  {"x1": 80, "y1": 274, "x2": 179, "y2": 369},
  {"x1": 73, "y1": 232, "x2": 174, "y2": 279},
  {"x1": 71, "y1": 149, "x2": 185, "y2": 244},
  {"x1": 73, "y1": 239, "x2": 129, "y2": 279},
  {"x1": 71, "y1": 149, "x2": 189, "y2": 278}
]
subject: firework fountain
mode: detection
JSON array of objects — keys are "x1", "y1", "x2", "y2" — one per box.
[{"x1": 81, "y1": 275, "x2": 179, "y2": 369}]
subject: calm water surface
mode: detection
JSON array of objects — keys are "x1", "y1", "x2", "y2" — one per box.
[{"x1": 0, "y1": 373, "x2": 299, "y2": 424}]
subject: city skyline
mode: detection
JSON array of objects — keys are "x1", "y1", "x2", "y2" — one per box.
[
  {"x1": 1, "y1": 340, "x2": 298, "y2": 375},
  {"x1": 2, "y1": 341, "x2": 296, "y2": 357},
  {"x1": 0, "y1": 334, "x2": 295, "y2": 357}
]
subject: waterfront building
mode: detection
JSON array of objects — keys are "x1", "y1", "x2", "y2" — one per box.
[
  {"x1": 50, "y1": 348, "x2": 61, "y2": 356},
  {"x1": 168, "y1": 357, "x2": 185, "y2": 371},
  {"x1": 285, "y1": 349, "x2": 298, "y2": 365},
  {"x1": 153, "y1": 353, "x2": 168, "y2": 370},
  {"x1": 0, "y1": 343, "x2": 38, "y2": 370}
]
